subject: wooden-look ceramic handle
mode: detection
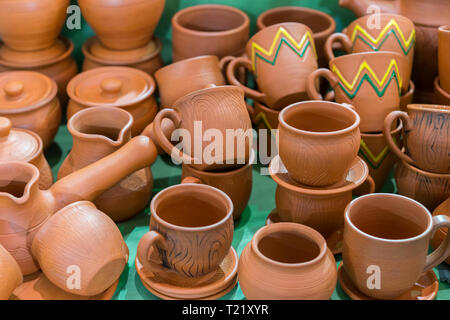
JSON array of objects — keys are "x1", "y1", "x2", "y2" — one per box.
[
  {"x1": 137, "y1": 230, "x2": 166, "y2": 275},
  {"x1": 4, "y1": 81, "x2": 24, "y2": 98},
  {"x1": 383, "y1": 111, "x2": 415, "y2": 165},
  {"x1": 0, "y1": 117, "x2": 12, "y2": 138},
  {"x1": 424, "y1": 215, "x2": 450, "y2": 272},
  {"x1": 306, "y1": 68, "x2": 338, "y2": 101},
  {"x1": 324, "y1": 33, "x2": 352, "y2": 62}
]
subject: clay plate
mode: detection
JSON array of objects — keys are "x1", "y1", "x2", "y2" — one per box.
[{"x1": 338, "y1": 264, "x2": 439, "y2": 300}]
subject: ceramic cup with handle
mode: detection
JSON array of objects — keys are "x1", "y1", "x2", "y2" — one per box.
[
  {"x1": 438, "y1": 26, "x2": 450, "y2": 93},
  {"x1": 343, "y1": 193, "x2": 450, "y2": 300}
]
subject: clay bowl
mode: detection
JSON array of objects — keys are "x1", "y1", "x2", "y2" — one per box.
[
  {"x1": 433, "y1": 77, "x2": 450, "y2": 105},
  {"x1": 0, "y1": 244, "x2": 23, "y2": 300},
  {"x1": 431, "y1": 197, "x2": 450, "y2": 265}
]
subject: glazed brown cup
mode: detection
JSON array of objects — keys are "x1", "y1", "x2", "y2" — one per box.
[
  {"x1": 343, "y1": 194, "x2": 450, "y2": 300},
  {"x1": 278, "y1": 101, "x2": 361, "y2": 187},
  {"x1": 438, "y1": 26, "x2": 450, "y2": 93},
  {"x1": 137, "y1": 182, "x2": 234, "y2": 287},
  {"x1": 384, "y1": 104, "x2": 450, "y2": 174}
]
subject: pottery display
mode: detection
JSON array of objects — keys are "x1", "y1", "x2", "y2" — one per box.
[
  {"x1": 0, "y1": 117, "x2": 53, "y2": 190},
  {"x1": 307, "y1": 51, "x2": 404, "y2": 133},
  {"x1": 431, "y1": 197, "x2": 450, "y2": 265},
  {"x1": 342, "y1": 193, "x2": 450, "y2": 300},
  {"x1": 0, "y1": 71, "x2": 61, "y2": 149},
  {"x1": 0, "y1": 244, "x2": 23, "y2": 300},
  {"x1": 172, "y1": 4, "x2": 250, "y2": 62},
  {"x1": 238, "y1": 223, "x2": 337, "y2": 300},
  {"x1": 438, "y1": 26, "x2": 450, "y2": 93},
  {"x1": 249, "y1": 101, "x2": 279, "y2": 158},
  {"x1": 384, "y1": 104, "x2": 450, "y2": 174},
  {"x1": 67, "y1": 67, "x2": 158, "y2": 136},
  {"x1": 227, "y1": 23, "x2": 318, "y2": 110},
  {"x1": 78, "y1": 0, "x2": 165, "y2": 50},
  {"x1": 58, "y1": 107, "x2": 153, "y2": 222},
  {"x1": 434, "y1": 77, "x2": 450, "y2": 105}
]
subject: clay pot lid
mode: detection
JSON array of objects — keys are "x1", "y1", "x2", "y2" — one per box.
[
  {"x1": 0, "y1": 117, "x2": 41, "y2": 162},
  {"x1": 67, "y1": 67, "x2": 155, "y2": 107}
]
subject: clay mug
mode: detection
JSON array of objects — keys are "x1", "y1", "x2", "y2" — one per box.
[
  {"x1": 248, "y1": 101, "x2": 279, "y2": 159},
  {"x1": 343, "y1": 193, "x2": 450, "y2": 300},
  {"x1": 384, "y1": 104, "x2": 450, "y2": 174},
  {"x1": 0, "y1": 244, "x2": 23, "y2": 300},
  {"x1": 278, "y1": 101, "x2": 360, "y2": 187},
  {"x1": 227, "y1": 23, "x2": 318, "y2": 110},
  {"x1": 137, "y1": 180, "x2": 234, "y2": 287},
  {"x1": 438, "y1": 26, "x2": 450, "y2": 93}
]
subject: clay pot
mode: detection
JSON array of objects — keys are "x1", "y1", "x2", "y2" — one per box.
[
  {"x1": 137, "y1": 182, "x2": 234, "y2": 287},
  {"x1": 67, "y1": 67, "x2": 158, "y2": 136},
  {"x1": 172, "y1": 4, "x2": 249, "y2": 62},
  {"x1": 238, "y1": 223, "x2": 337, "y2": 300},
  {"x1": 249, "y1": 101, "x2": 279, "y2": 159},
  {"x1": 0, "y1": 71, "x2": 61, "y2": 149},
  {"x1": 308, "y1": 51, "x2": 405, "y2": 133},
  {"x1": 153, "y1": 85, "x2": 252, "y2": 172},
  {"x1": 0, "y1": 117, "x2": 53, "y2": 190},
  {"x1": 227, "y1": 23, "x2": 318, "y2": 110},
  {"x1": 384, "y1": 104, "x2": 450, "y2": 174},
  {"x1": 438, "y1": 26, "x2": 450, "y2": 93},
  {"x1": 434, "y1": 77, "x2": 450, "y2": 105},
  {"x1": 0, "y1": 244, "x2": 23, "y2": 300},
  {"x1": 0, "y1": 0, "x2": 69, "y2": 51},
  {"x1": 79, "y1": 0, "x2": 165, "y2": 51},
  {"x1": 256, "y1": 7, "x2": 336, "y2": 68},
  {"x1": 278, "y1": 101, "x2": 360, "y2": 187},
  {"x1": 395, "y1": 158, "x2": 450, "y2": 211},
  {"x1": 343, "y1": 193, "x2": 450, "y2": 300},
  {"x1": 82, "y1": 37, "x2": 164, "y2": 76},
  {"x1": 431, "y1": 197, "x2": 450, "y2": 265},
  {"x1": 0, "y1": 137, "x2": 158, "y2": 275},
  {"x1": 58, "y1": 107, "x2": 153, "y2": 222}
]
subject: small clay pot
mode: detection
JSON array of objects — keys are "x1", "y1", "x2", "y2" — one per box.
[
  {"x1": 31, "y1": 201, "x2": 129, "y2": 296},
  {"x1": 238, "y1": 222, "x2": 337, "y2": 300},
  {"x1": 0, "y1": 244, "x2": 23, "y2": 300},
  {"x1": 278, "y1": 101, "x2": 360, "y2": 187},
  {"x1": 249, "y1": 101, "x2": 279, "y2": 159},
  {"x1": 438, "y1": 26, "x2": 450, "y2": 93},
  {"x1": 67, "y1": 67, "x2": 158, "y2": 136},
  {"x1": 172, "y1": 4, "x2": 250, "y2": 62},
  {"x1": 431, "y1": 197, "x2": 450, "y2": 265},
  {"x1": 0, "y1": 71, "x2": 61, "y2": 149},
  {"x1": 82, "y1": 37, "x2": 164, "y2": 76},
  {"x1": 433, "y1": 77, "x2": 450, "y2": 105},
  {"x1": 79, "y1": 0, "x2": 165, "y2": 51}
]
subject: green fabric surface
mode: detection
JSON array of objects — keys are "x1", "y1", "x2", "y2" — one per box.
[{"x1": 48, "y1": 0, "x2": 450, "y2": 300}]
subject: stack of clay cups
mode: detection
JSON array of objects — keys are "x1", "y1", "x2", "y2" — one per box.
[{"x1": 434, "y1": 26, "x2": 450, "y2": 105}]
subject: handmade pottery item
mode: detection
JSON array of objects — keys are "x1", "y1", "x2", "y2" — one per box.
[
  {"x1": 256, "y1": 6, "x2": 336, "y2": 68},
  {"x1": 278, "y1": 101, "x2": 360, "y2": 187},
  {"x1": 249, "y1": 101, "x2": 279, "y2": 159},
  {"x1": 438, "y1": 26, "x2": 450, "y2": 93},
  {"x1": 342, "y1": 193, "x2": 450, "y2": 300},
  {"x1": 153, "y1": 85, "x2": 252, "y2": 172},
  {"x1": 0, "y1": 244, "x2": 23, "y2": 300},
  {"x1": 0, "y1": 137, "x2": 157, "y2": 275},
  {"x1": 172, "y1": 4, "x2": 249, "y2": 61},
  {"x1": 384, "y1": 104, "x2": 450, "y2": 174},
  {"x1": 0, "y1": 0, "x2": 69, "y2": 51},
  {"x1": 79, "y1": 0, "x2": 165, "y2": 50},
  {"x1": 227, "y1": 23, "x2": 318, "y2": 110},
  {"x1": 67, "y1": 67, "x2": 158, "y2": 136},
  {"x1": 58, "y1": 107, "x2": 153, "y2": 222},
  {"x1": 238, "y1": 223, "x2": 337, "y2": 300},
  {"x1": 0, "y1": 71, "x2": 61, "y2": 149},
  {"x1": 431, "y1": 197, "x2": 450, "y2": 265},
  {"x1": 434, "y1": 77, "x2": 450, "y2": 105},
  {"x1": 31, "y1": 201, "x2": 128, "y2": 296},
  {"x1": 82, "y1": 37, "x2": 164, "y2": 76},
  {"x1": 400, "y1": 80, "x2": 414, "y2": 111},
  {"x1": 395, "y1": 158, "x2": 450, "y2": 211},
  {"x1": 0, "y1": 117, "x2": 53, "y2": 189}
]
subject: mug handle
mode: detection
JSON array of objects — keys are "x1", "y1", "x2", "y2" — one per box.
[
  {"x1": 324, "y1": 33, "x2": 352, "y2": 62},
  {"x1": 306, "y1": 68, "x2": 338, "y2": 101},
  {"x1": 137, "y1": 230, "x2": 166, "y2": 276},
  {"x1": 424, "y1": 215, "x2": 450, "y2": 272},
  {"x1": 383, "y1": 111, "x2": 415, "y2": 165}
]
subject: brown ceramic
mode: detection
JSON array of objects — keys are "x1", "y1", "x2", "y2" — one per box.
[
  {"x1": 31, "y1": 201, "x2": 128, "y2": 296},
  {"x1": 384, "y1": 104, "x2": 450, "y2": 174},
  {"x1": 400, "y1": 80, "x2": 414, "y2": 111},
  {"x1": 307, "y1": 51, "x2": 404, "y2": 133},
  {"x1": 238, "y1": 223, "x2": 337, "y2": 300},
  {"x1": 67, "y1": 67, "x2": 158, "y2": 136},
  {"x1": 82, "y1": 37, "x2": 164, "y2": 76},
  {"x1": 0, "y1": 136, "x2": 157, "y2": 275},
  {"x1": 0, "y1": 244, "x2": 23, "y2": 300},
  {"x1": 227, "y1": 23, "x2": 318, "y2": 110},
  {"x1": 0, "y1": 0, "x2": 69, "y2": 51},
  {"x1": 438, "y1": 26, "x2": 450, "y2": 93},
  {"x1": 249, "y1": 101, "x2": 279, "y2": 159},
  {"x1": 153, "y1": 85, "x2": 252, "y2": 172},
  {"x1": 172, "y1": 4, "x2": 249, "y2": 62},
  {"x1": 79, "y1": 0, "x2": 165, "y2": 50},
  {"x1": 434, "y1": 77, "x2": 450, "y2": 105},
  {"x1": 343, "y1": 193, "x2": 450, "y2": 300},
  {"x1": 0, "y1": 71, "x2": 61, "y2": 149},
  {"x1": 431, "y1": 197, "x2": 450, "y2": 265},
  {"x1": 58, "y1": 107, "x2": 153, "y2": 222},
  {"x1": 0, "y1": 117, "x2": 53, "y2": 190},
  {"x1": 278, "y1": 101, "x2": 360, "y2": 187}
]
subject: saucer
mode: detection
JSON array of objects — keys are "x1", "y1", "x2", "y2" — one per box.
[
  {"x1": 338, "y1": 264, "x2": 439, "y2": 300},
  {"x1": 136, "y1": 247, "x2": 238, "y2": 300}
]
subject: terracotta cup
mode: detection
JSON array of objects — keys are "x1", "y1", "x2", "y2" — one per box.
[
  {"x1": 438, "y1": 26, "x2": 450, "y2": 93},
  {"x1": 249, "y1": 101, "x2": 279, "y2": 159},
  {"x1": 307, "y1": 51, "x2": 404, "y2": 133},
  {"x1": 278, "y1": 101, "x2": 360, "y2": 187},
  {"x1": 137, "y1": 182, "x2": 234, "y2": 287},
  {"x1": 0, "y1": 244, "x2": 23, "y2": 300},
  {"x1": 31, "y1": 201, "x2": 129, "y2": 297},
  {"x1": 434, "y1": 77, "x2": 450, "y2": 105},
  {"x1": 227, "y1": 23, "x2": 318, "y2": 110},
  {"x1": 431, "y1": 197, "x2": 450, "y2": 265},
  {"x1": 400, "y1": 80, "x2": 414, "y2": 111},
  {"x1": 384, "y1": 104, "x2": 450, "y2": 174},
  {"x1": 343, "y1": 193, "x2": 450, "y2": 300}
]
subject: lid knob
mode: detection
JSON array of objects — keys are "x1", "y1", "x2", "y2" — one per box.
[
  {"x1": 0, "y1": 117, "x2": 12, "y2": 138},
  {"x1": 101, "y1": 78, "x2": 122, "y2": 95},
  {"x1": 4, "y1": 81, "x2": 24, "y2": 98}
]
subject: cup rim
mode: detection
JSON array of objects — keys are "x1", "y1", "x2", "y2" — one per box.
[
  {"x1": 406, "y1": 102, "x2": 450, "y2": 114},
  {"x1": 398, "y1": 155, "x2": 450, "y2": 178},
  {"x1": 155, "y1": 55, "x2": 219, "y2": 80},
  {"x1": 329, "y1": 50, "x2": 404, "y2": 64},
  {"x1": 249, "y1": 21, "x2": 315, "y2": 46}
]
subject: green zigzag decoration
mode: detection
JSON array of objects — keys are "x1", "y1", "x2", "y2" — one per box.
[
  {"x1": 352, "y1": 29, "x2": 415, "y2": 56},
  {"x1": 338, "y1": 70, "x2": 401, "y2": 99}
]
